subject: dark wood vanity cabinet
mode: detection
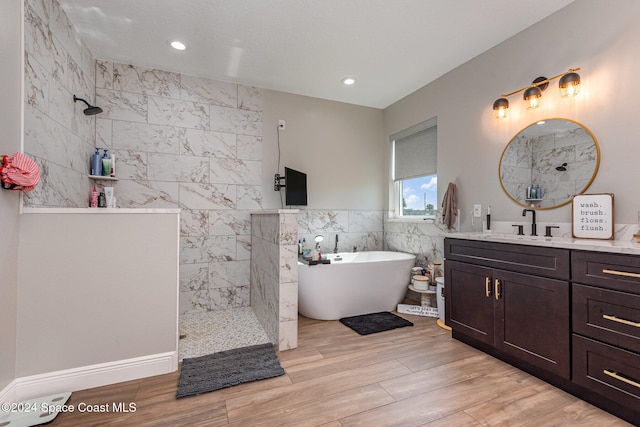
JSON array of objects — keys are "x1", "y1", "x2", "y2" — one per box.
[
  {"x1": 444, "y1": 238, "x2": 640, "y2": 424},
  {"x1": 444, "y1": 239, "x2": 570, "y2": 379},
  {"x1": 571, "y1": 251, "x2": 640, "y2": 422}
]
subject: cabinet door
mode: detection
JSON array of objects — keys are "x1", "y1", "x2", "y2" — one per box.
[
  {"x1": 446, "y1": 260, "x2": 495, "y2": 345},
  {"x1": 495, "y1": 269, "x2": 570, "y2": 379}
]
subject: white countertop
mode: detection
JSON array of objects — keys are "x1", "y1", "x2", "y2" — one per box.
[{"x1": 444, "y1": 231, "x2": 640, "y2": 255}]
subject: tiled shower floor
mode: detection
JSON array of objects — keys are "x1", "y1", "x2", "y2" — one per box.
[{"x1": 178, "y1": 307, "x2": 271, "y2": 360}]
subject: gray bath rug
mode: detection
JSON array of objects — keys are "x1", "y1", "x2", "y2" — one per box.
[
  {"x1": 339, "y1": 311, "x2": 413, "y2": 335},
  {"x1": 176, "y1": 343, "x2": 285, "y2": 398}
]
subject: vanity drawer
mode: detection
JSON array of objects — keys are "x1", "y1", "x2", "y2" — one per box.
[
  {"x1": 572, "y1": 251, "x2": 640, "y2": 294},
  {"x1": 573, "y1": 334, "x2": 640, "y2": 413},
  {"x1": 573, "y1": 284, "x2": 640, "y2": 353},
  {"x1": 444, "y1": 238, "x2": 569, "y2": 280}
]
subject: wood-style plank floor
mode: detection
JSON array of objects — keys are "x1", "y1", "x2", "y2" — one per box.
[{"x1": 50, "y1": 313, "x2": 632, "y2": 426}]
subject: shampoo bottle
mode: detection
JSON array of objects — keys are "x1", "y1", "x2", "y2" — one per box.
[{"x1": 91, "y1": 148, "x2": 102, "y2": 176}]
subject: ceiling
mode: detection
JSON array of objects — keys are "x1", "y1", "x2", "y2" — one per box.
[{"x1": 59, "y1": 0, "x2": 574, "y2": 109}]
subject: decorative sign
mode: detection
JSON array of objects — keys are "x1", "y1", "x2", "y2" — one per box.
[
  {"x1": 572, "y1": 193, "x2": 614, "y2": 240},
  {"x1": 397, "y1": 304, "x2": 439, "y2": 318}
]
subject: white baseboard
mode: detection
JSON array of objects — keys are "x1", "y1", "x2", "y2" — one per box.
[{"x1": 0, "y1": 351, "x2": 178, "y2": 403}]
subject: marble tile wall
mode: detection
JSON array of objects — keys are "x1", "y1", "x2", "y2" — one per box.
[
  {"x1": 23, "y1": 0, "x2": 97, "y2": 207},
  {"x1": 251, "y1": 211, "x2": 298, "y2": 350},
  {"x1": 530, "y1": 127, "x2": 598, "y2": 207},
  {"x1": 297, "y1": 209, "x2": 384, "y2": 254},
  {"x1": 384, "y1": 211, "x2": 452, "y2": 267},
  {"x1": 501, "y1": 128, "x2": 598, "y2": 208},
  {"x1": 299, "y1": 207, "x2": 447, "y2": 268},
  {"x1": 92, "y1": 61, "x2": 263, "y2": 314},
  {"x1": 500, "y1": 133, "x2": 533, "y2": 206}
]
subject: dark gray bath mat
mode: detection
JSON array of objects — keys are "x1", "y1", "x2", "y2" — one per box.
[
  {"x1": 176, "y1": 343, "x2": 285, "y2": 398},
  {"x1": 339, "y1": 311, "x2": 413, "y2": 335}
]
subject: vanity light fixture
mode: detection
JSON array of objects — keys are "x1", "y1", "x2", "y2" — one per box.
[
  {"x1": 493, "y1": 68, "x2": 581, "y2": 118},
  {"x1": 493, "y1": 98, "x2": 509, "y2": 119},
  {"x1": 559, "y1": 71, "x2": 581, "y2": 97}
]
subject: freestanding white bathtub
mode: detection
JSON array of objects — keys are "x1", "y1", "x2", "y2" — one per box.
[{"x1": 298, "y1": 251, "x2": 416, "y2": 320}]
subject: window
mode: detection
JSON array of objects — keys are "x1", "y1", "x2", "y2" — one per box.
[{"x1": 391, "y1": 118, "x2": 437, "y2": 219}]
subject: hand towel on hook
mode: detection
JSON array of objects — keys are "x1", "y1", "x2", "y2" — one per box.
[{"x1": 441, "y1": 182, "x2": 457, "y2": 230}]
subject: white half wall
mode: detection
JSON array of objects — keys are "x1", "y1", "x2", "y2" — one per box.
[{"x1": 15, "y1": 209, "x2": 180, "y2": 395}]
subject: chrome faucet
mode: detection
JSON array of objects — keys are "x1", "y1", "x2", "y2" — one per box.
[
  {"x1": 334, "y1": 234, "x2": 339, "y2": 254},
  {"x1": 522, "y1": 208, "x2": 537, "y2": 236}
]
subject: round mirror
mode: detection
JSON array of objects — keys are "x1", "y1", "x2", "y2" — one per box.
[{"x1": 498, "y1": 118, "x2": 600, "y2": 209}]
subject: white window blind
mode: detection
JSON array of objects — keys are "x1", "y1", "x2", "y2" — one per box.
[{"x1": 392, "y1": 118, "x2": 437, "y2": 181}]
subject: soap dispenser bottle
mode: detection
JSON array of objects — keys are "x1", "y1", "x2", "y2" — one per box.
[{"x1": 101, "y1": 150, "x2": 111, "y2": 177}]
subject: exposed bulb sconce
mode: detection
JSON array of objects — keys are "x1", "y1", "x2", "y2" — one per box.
[
  {"x1": 559, "y1": 71, "x2": 581, "y2": 97},
  {"x1": 493, "y1": 98, "x2": 509, "y2": 119},
  {"x1": 493, "y1": 68, "x2": 581, "y2": 118},
  {"x1": 73, "y1": 95, "x2": 103, "y2": 116}
]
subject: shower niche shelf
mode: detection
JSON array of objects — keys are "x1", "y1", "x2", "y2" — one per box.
[{"x1": 89, "y1": 175, "x2": 118, "y2": 181}]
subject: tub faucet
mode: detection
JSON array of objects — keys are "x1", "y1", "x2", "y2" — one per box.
[
  {"x1": 334, "y1": 234, "x2": 339, "y2": 254},
  {"x1": 522, "y1": 208, "x2": 537, "y2": 236}
]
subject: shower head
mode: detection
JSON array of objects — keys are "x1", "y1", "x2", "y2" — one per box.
[
  {"x1": 556, "y1": 163, "x2": 568, "y2": 171},
  {"x1": 73, "y1": 95, "x2": 103, "y2": 116}
]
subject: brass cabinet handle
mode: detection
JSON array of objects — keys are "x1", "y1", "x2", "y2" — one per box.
[
  {"x1": 603, "y1": 369, "x2": 640, "y2": 389},
  {"x1": 485, "y1": 277, "x2": 492, "y2": 298},
  {"x1": 603, "y1": 314, "x2": 640, "y2": 328},
  {"x1": 494, "y1": 279, "x2": 501, "y2": 300},
  {"x1": 602, "y1": 268, "x2": 640, "y2": 279}
]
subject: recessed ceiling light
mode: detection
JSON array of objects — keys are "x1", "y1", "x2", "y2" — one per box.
[
  {"x1": 169, "y1": 40, "x2": 187, "y2": 51},
  {"x1": 342, "y1": 77, "x2": 356, "y2": 86}
]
